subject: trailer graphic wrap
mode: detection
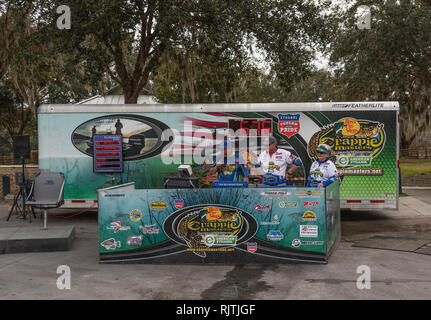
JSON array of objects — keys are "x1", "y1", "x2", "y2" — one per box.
[
  {"x1": 71, "y1": 114, "x2": 171, "y2": 160},
  {"x1": 308, "y1": 111, "x2": 397, "y2": 205},
  {"x1": 38, "y1": 102, "x2": 398, "y2": 209}
]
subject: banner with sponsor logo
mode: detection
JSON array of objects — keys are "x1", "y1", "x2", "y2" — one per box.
[{"x1": 98, "y1": 184, "x2": 340, "y2": 264}]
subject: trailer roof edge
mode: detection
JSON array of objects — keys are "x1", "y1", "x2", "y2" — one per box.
[{"x1": 38, "y1": 101, "x2": 400, "y2": 113}]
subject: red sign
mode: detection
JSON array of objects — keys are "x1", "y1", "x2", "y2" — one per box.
[
  {"x1": 278, "y1": 114, "x2": 300, "y2": 138},
  {"x1": 247, "y1": 242, "x2": 257, "y2": 253},
  {"x1": 174, "y1": 199, "x2": 184, "y2": 209}
]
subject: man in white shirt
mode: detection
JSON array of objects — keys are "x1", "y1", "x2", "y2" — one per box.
[{"x1": 255, "y1": 136, "x2": 301, "y2": 185}]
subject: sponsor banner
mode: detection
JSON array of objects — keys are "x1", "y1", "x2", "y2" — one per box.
[
  {"x1": 247, "y1": 242, "x2": 257, "y2": 253},
  {"x1": 291, "y1": 239, "x2": 324, "y2": 248},
  {"x1": 127, "y1": 235, "x2": 142, "y2": 246},
  {"x1": 303, "y1": 201, "x2": 319, "y2": 208},
  {"x1": 267, "y1": 230, "x2": 284, "y2": 241},
  {"x1": 337, "y1": 155, "x2": 372, "y2": 167},
  {"x1": 260, "y1": 191, "x2": 291, "y2": 199},
  {"x1": 163, "y1": 204, "x2": 256, "y2": 258},
  {"x1": 279, "y1": 201, "x2": 298, "y2": 208},
  {"x1": 302, "y1": 211, "x2": 317, "y2": 221},
  {"x1": 150, "y1": 201, "x2": 168, "y2": 210},
  {"x1": 204, "y1": 235, "x2": 237, "y2": 247},
  {"x1": 278, "y1": 114, "x2": 300, "y2": 138},
  {"x1": 309, "y1": 118, "x2": 385, "y2": 163},
  {"x1": 140, "y1": 225, "x2": 160, "y2": 234},
  {"x1": 295, "y1": 191, "x2": 323, "y2": 198},
  {"x1": 300, "y1": 225, "x2": 318, "y2": 238},
  {"x1": 107, "y1": 221, "x2": 131, "y2": 233},
  {"x1": 292, "y1": 239, "x2": 301, "y2": 247},
  {"x1": 129, "y1": 209, "x2": 142, "y2": 222},
  {"x1": 98, "y1": 186, "x2": 337, "y2": 262},
  {"x1": 254, "y1": 204, "x2": 271, "y2": 211},
  {"x1": 174, "y1": 199, "x2": 184, "y2": 209}
]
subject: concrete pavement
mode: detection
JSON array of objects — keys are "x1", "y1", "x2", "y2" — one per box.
[{"x1": 0, "y1": 192, "x2": 430, "y2": 300}]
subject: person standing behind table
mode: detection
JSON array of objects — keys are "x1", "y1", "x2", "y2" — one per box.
[
  {"x1": 255, "y1": 136, "x2": 301, "y2": 184},
  {"x1": 307, "y1": 143, "x2": 338, "y2": 188},
  {"x1": 208, "y1": 140, "x2": 249, "y2": 183}
]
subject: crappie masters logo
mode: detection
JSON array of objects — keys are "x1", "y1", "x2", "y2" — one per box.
[
  {"x1": 308, "y1": 118, "x2": 385, "y2": 168},
  {"x1": 163, "y1": 205, "x2": 258, "y2": 258}
]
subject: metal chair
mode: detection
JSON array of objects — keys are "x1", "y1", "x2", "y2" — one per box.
[{"x1": 26, "y1": 171, "x2": 65, "y2": 230}]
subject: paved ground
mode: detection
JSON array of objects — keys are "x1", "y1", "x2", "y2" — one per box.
[{"x1": 0, "y1": 190, "x2": 431, "y2": 300}]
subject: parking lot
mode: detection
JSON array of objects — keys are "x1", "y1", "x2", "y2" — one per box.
[{"x1": 0, "y1": 189, "x2": 431, "y2": 300}]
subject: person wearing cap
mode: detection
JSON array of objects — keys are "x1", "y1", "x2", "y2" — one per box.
[
  {"x1": 208, "y1": 140, "x2": 249, "y2": 182},
  {"x1": 255, "y1": 136, "x2": 301, "y2": 184},
  {"x1": 306, "y1": 144, "x2": 338, "y2": 188}
]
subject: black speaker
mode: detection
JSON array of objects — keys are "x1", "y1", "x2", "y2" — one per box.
[{"x1": 13, "y1": 135, "x2": 30, "y2": 160}]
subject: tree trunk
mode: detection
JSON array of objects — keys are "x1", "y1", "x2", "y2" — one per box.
[{"x1": 123, "y1": 85, "x2": 141, "y2": 104}]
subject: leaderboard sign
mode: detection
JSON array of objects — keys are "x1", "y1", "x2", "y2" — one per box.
[{"x1": 93, "y1": 134, "x2": 123, "y2": 173}]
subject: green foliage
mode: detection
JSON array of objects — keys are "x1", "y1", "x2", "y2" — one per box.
[
  {"x1": 152, "y1": 0, "x2": 329, "y2": 104},
  {"x1": 328, "y1": 0, "x2": 431, "y2": 147},
  {"x1": 0, "y1": 81, "x2": 36, "y2": 143}
]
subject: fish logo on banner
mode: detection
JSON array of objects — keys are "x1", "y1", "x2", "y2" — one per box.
[
  {"x1": 278, "y1": 114, "x2": 300, "y2": 138},
  {"x1": 101, "y1": 238, "x2": 121, "y2": 250},
  {"x1": 107, "y1": 221, "x2": 131, "y2": 233},
  {"x1": 163, "y1": 204, "x2": 258, "y2": 259}
]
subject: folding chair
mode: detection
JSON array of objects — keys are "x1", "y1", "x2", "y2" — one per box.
[{"x1": 26, "y1": 171, "x2": 65, "y2": 230}]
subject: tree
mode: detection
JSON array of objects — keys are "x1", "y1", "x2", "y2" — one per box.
[
  {"x1": 42, "y1": 0, "x2": 330, "y2": 104},
  {"x1": 0, "y1": 81, "x2": 34, "y2": 141},
  {"x1": 328, "y1": 0, "x2": 431, "y2": 148},
  {"x1": 0, "y1": 1, "x2": 31, "y2": 79},
  {"x1": 1, "y1": 1, "x2": 105, "y2": 119},
  {"x1": 41, "y1": 0, "x2": 186, "y2": 104},
  {"x1": 241, "y1": 0, "x2": 332, "y2": 92},
  {"x1": 152, "y1": 0, "x2": 331, "y2": 103}
]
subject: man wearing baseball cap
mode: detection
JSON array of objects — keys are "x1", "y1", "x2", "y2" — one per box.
[
  {"x1": 306, "y1": 143, "x2": 338, "y2": 188},
  {"x1": 255, "y1": 136, "x2": 301, "y2": 185},
  {"x1": 208, "y1": 139, "x2": 249, "y2": 183}
]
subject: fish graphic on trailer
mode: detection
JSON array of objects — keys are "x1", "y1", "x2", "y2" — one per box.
[{"x1": 101, "y1": 238, "x2": 121, "y2": 250}]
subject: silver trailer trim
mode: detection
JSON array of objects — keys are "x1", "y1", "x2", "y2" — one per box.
[{"x1": 38, "y1": 101, "x2": 399, "y2": 114}]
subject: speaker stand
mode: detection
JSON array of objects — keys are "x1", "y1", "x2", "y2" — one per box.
[{"x1": 6, "y1": 157, "x2": 35, "y2": 222}]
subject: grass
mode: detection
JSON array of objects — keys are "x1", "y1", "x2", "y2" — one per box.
[{"x1": 399, "y1": 159, "x2": 431, "y2": 177}]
